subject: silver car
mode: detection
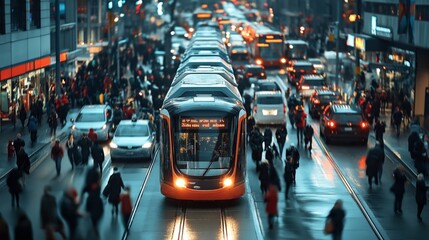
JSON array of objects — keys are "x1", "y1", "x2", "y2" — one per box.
[
  {"x1": 253, "y1": 91, "x2": 286, "y2": 126},
  {"x1": 71, "y1": 105, "x2": 113, "y2": 141},
  {"x1": 109, "y1": 119, "x2": 156, "y2": 162}
]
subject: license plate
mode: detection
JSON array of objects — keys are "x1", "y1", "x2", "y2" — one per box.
[
  {"x1": 262, "y1": 109, "x2": 277, "y2": 116},
  {"x1": 127, "y1": 152, "x2": 134, "y2": 155},
  {"x1": 344, "y1": 127, "x2": 352, "y2": 131}
]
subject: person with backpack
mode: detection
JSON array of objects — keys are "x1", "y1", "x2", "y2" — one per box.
[
  {"x1": 285, "y1": 144, "x2": 300, "y2": 183},
  {"x1": 294, "y1": 106, "x2": 307, "y2": 146},
  {"x1": 51, "y1": 140, "x2": 64, "y2": 177},
  {"x1": 304, "y1": 124, "x2": 314, "y2": 152},
  {"x1": 91, "y1": 141, "x2": 105, "y2": 174}
]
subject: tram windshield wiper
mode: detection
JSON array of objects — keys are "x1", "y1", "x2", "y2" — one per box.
[{"x1": 202, "y1": 155, "x2": 218, "y2": 177}]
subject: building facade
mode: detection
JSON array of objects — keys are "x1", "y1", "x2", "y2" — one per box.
[{"x1": 0, "y1": 0, "x2": 78, "y2": 121}]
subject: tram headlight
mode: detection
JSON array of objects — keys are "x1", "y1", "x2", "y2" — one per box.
[
  {"x1": 175, "y1": 178, "x2": 187, "y2": 188},
  {"x1": 223, "y1": 178, "x2": 233, "y2": 188},
  {"x1": 280, "y1": 58, "x2": 287, "y2": 64}
]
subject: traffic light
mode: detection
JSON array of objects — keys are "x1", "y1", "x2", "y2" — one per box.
[{"x1": 108, "y1": 1, "x2": 113, "y2": 10}]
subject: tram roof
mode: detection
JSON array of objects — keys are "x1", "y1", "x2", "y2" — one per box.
[
  {"x1": 189, "y1": 37, "x2": 224, "y2": 45},
  {"x1": 183, "y1": 45, "x2": 228, "y2": 57},
  {"x1": 163, "y1": 96, "x2": 243, "y2": 116},
  {"x1": 181, "y1": 49, "x2": 230, "y2": 62},
  {"x1": 172, "y1": 66, "x2": 236, "y2": 87},
  {"x1": 177, "y1": 56, "x2": 233, "y2": 74},
  {"x1": 165, "y1": 74, "x2": 241, "y2": 101},
  {"x1": 246, "y1": 21, "x2": 282, "y2": 35}
]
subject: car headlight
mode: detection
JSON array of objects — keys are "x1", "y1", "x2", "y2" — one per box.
[
  {"x1": 109, "y1": 142, "x2": 118, "y2": 149},
  {"x1": 101, "y1": 124, "x2": 107, "y2": 130},
  {"x1": 72, "y1": 125, "x2": 76, "y2": 130},
  {"x1": 142, "y1": 142, "x2": 152, "y2": 148}
]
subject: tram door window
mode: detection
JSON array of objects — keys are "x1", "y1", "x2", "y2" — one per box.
[{"x1": 160, "y1": 119, "x2": 171, "y2": 182}]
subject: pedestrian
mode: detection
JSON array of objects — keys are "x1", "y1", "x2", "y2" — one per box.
[
  {"x1": 275, "y1": 125, "x2": 287, "y2": 156},
  {"x1": 410, "y1": 117, "x2": 421, "y2": 134},
  {"x1": 65, "y1": 134, "x2": 78, "y2": 170},
  {"x1": 263, "y1": 128, "x2": 272, "y2": 151},
  {"x1": 392, "y1": 107, "x2": 403, "y2": 137},
  {"x1": 390, "y1": 166, "x2": 407, "y2": 214},
  {"x1": 28, "y1": 115, "x2": 38, "y2": 146},
  {"x1": 326, "y1": 199, "x2": 346, "y2": 240},
  {"x1": 365, "y1": 143, "x2": 384, "y2": 188},
  {"x1": 13, "y1": 133, "x2": 25, "y2": 158},
  {"x1": 19, "y1": 105, "x2": 27, "y2": 129},
  {"x1": 120, "y1": 186, "x2": 133, "y2": 232},
  {"x1": 14, "y1": 211, "x2": 33, "y2": 240},
  {"x1": 78, "y1": 133, "x2": 92, "y2": 165},
  {"x1": 40, "y1": 185, "x2": 66, "y2": 240},
  {"x1": 304, "y1": 124, "x2": 314, "y2": 152},
  {"x1": 51, "y1": 140, "x2": 64, "y2": 177},
  {"x1": 250, "y1": 127, "x2": 264, "y2": 171},
  {"x1": 408, "y1": 131, "x2": 420, "y2": 160},
  {"x1": 48, "y1": 110, "x2": 58, "y2": 138},
  {"x1": 88, "y1": 128, "x2": 98, "y2": 143},
  {"x1": 0, "y1": 212, "x2": 9, "y2": 240},
  {"x1": 16, "y1": 148, "x2": 30, "y2": 187},
  {"x1": 91, "y1": 141, "x2": 105, "y2": 174},
  {"x1": 85, "y1": 185, "x2": 104, "y2": 237},
  {"x1": 413, "y1": 135, "x2": 428, "y2": 175},
  {"x1": 264, "y1": 183, "x2": 279, "y2": 229},
  {"x1": 6, "y1": 168, "x2": 22, "y2": 207},
  {"x1": 103, "y1": 167, "x2": 125, "y2": 216},
  {"x1": 284, "y1": 156, "x2": 295, "y2": 199},
  {"x1": 285, "y1": 144, "x2": 300, "y2": 183},
  {"x1": 416, "y1": 173, "x2": 428, "y2": 222},
  {"x1": 375, "y1": 142, "x2": 385, "y2": 183},
  {"x1": 373, "y1": 120, "x2": 386, "y2": 147},
  {"x1": 258, "y1": 160, "x2": 270, "y2": 194},
  {"x1": 294, "y1": 106, "x2": 307, "y2": 146},
  {"x1": 247, "y1": 116, "x2": 255, "y2": 141},
  {"x1": 82, "y1": 166, "x2": 101, "y2": 195},
  {"x1": 60, "y1": 187, "x2": 81, "y2": 239}
]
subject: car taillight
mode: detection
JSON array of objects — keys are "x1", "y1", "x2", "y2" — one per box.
[
  {"x1": 313, "y1": 99, "x2": 320, "y2": 104},
  {"x1": 301, "y1": 85, "x2": 310, "y2": 90},
  {"x1": 283, "y1": 104, "x2": 287, "y2": 113},
  {"x1": 360, "y1": 122, "x2": 369, "y2": 128},
  {"x1": 327, "y1": 120, "x2": 336, "y2": 128},
  {"x1": 253, "y1": 105, "x2": 257, "y2": 113}
]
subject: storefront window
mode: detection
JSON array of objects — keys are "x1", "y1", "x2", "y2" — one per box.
[
  {"x1": 30, "y1": 0, "x2": 41, "y2": 29},
  {"x1": 11, "y1": 0, "x2": 26, "y2": 31}
]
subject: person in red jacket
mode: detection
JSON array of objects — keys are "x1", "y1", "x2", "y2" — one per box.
[
  {"x1": 294, "y1": 106, "x2": 307, "y2": 146},
  {"x1": 264, "y1": 183, "x2": 279, "y2": 229},
  {"x1": 88, "y1": 128, "x2": 98, "y2": 142},
  {"x1": 120, "y1": 186, "x2": 133, "y2": 232}
]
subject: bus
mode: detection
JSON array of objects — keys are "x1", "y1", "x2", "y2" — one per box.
[
  {"x1": 160, "y1": 23, "x2": 246, "y2": 201},
  {"x1": 284, "y1": 39, "x2": 309, "y2": 62},
  {"x1": 192, "y1": 8, "x2": 213, "y2": 27},
  {"x1": 241, "y1": 22, "x2": 286, "y2": 67}
]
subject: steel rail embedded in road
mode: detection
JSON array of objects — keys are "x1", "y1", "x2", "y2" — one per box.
[
  {"x1": 122, "y1": 145, "x2": 159, "y2": 240},
  {"x1": 313, "y1": 133, "x2": 388, "y2": 240},
  {"x1": 171, "y1": 202, "x2": 187, "y2": 240},
  {"x1": 220, "y1": 208, "x2": 228, "y2": 240}
]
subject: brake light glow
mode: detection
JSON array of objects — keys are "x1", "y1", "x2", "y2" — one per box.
[
  {"x1": 327, "y1": 121, "x2": 336, "y2": 128},
  {"x1": 255, "y1": 59, "x2": 263, "y2": 65},
  {"x1": 360, "y1": 122, "x2": 368, "y2": 128},
  {"x1": 253, "y1": 105, "x2": 257, "y2": 113},
  {"x1": 301, "y1": 85, "x2": 310, "y2": 90},
  {"x1": 283, "y1": 103, "x2": 287, "y2": 113},
  {"x1": 280, "y1": 58, "x2": 287, "y2": 64},
  {"x1": 313, "y1": 99, "x2": 320, "y2": 104}
]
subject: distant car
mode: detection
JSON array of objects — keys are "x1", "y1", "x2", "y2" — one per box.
[
  {"x1": 319, "y1": 102, "x2": 369, "y2": 144},
  {"x1": 255, "y1": 79, "x2": 281, "y2": 93},
  {"x1": 253, "y1": 91, "x2": 286, "y2": 125},
  {"x1": 240, "y1": 64, "x2": 266, "y2": 80},
  {"x1": 287, "y1": 60, "x2": 315, "y2": 86},
  {"x1": 71, "y1": 105, "x2": 113, "y2": 141},
  {"x1": 109, "y1": 118, "x2": 156, "y2": 162},
  {"x1": 308, "y1": 58, "x2": 325, "y2": 75},
  {"x1": 171, "y1": 26, "x2": 189, "y2": 39},
  {"x1": 308, "y1": 89, "x2": 342, "y2": 118},
  {"x1": 297, "y1": 75, "x2": 327, "y2": 98}
]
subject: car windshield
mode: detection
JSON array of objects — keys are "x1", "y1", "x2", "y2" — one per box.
[
  {"x1": 333, "y1": 114, "x2": 362, "y2": 123},
  {"x1": 76, "y1": 113, "x2": 105, "y2": 122},
  {"x1": 259, "y1": 83, "x2": 279, "y2": 91},
  {"x1": 319, "y1": 94, "x2": 341, "y2": 102},
  {"x1": 295, "y1": 65, "x2": 314, "y2": 71},
  {"x1": 309, "y1": 59, "x2": 322, "y2": 65},
  {"x1": 247, "y1": 67, "x2": 264, "y2": 74},
  {"x1": 115, "y1": 125, "x2": 149, "y2": 137},
  {"x1": 304, "y1": 80, "x2": 325, "y2": 86},
  {"x1": 257, "y1": 96, "x2": 283, "y2": 104}
]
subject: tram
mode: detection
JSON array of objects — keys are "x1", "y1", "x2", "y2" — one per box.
[{"x1": 159, "y1": 23, "x2": 247, "y2": 201}]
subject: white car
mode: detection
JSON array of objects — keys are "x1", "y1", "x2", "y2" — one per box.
[
  {"x1": 71, "y1": 105, "x2": 113, "y2": 141},
  {"x1": 109, "y1": 118, "x2": 156, "y2": 162},
  {"x1": 253, "y1": 91, "x2": 286, "y2": 126}
]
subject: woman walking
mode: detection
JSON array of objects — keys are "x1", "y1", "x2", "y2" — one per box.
[
  {"x1": 416, "y1": 173, "x2": 427, "y2": 222},
  {"x1": 6, "y1": 168, "x2": 22, "y2": 208},
  {"x1": 391, "y1": 166, "x2": 407, "y2": 214},
  {"x1": 65, "y1": 134, "x2": 77, "y2": 170},
  {"x1": 326, "y1": 199, "x2": 346, "y2": 240},
  {"x1": 103, "y1": 167, "x2": 124, "y2": 216},
  {"x1": 51, "y1": 140, "x2": 64, "y2": 177}
]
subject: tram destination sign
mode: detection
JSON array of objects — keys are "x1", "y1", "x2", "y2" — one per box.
[{"x1": 180, "y1": 118, "x2": 227, "y2": 129}]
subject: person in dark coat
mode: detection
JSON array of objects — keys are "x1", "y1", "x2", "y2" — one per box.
[
  {"x1": 373, "y1": 120, "x2": 386, "y2": 147},
  {"x1": 263, "y1": 128, "x2": 272, "y2": 151},
  {"x1": 48, "y1": 110, "x2": 58, "y2": 138},
  {"x1": 91, "y1": 141, "x2": 105, "y2": 174},
  {"x1": 366, "y1": 143, "x2": 384, "y2": 188},
  {"x1": 258, "y1": 160, "x2": 270, "y2": 194},
  {"x1": 250, "y1": 128, "x2": 264, "y2": 171},
  {"x1": 83, "y1": 166, "x2": 101, "y2": 196},
  {"x1": 78, "y1": 133, "x2": 92, "y2": 165},
  {"x1": 284, "y1": 156, "x2": 295, "y2": 199},
  {"x1": 85, "y1": 184, "x2": 104, "y2": 237},
  {"x1": 6, "y1": 168, "x2": 22, "y2": 207},
  {"x1": 304, "y1": 124, "x2": 314, "y2": 152},
  {"x1": 19, "y1": 105, "x2": 27, "y2": 129},
  {"x1": 60, "y1": 187, "x2": 81, "y2": 239},
  {"x1": 375, "y1": 142, "x2": 385, "y2": 183},
  {"x1": 65, "y1": 134, "x2": 78, "y2": 169},
  {"x1": 13, "y1": 133, "x2": 25, "y2": 158},
  {"x1": 40, "y1": 185, "x2": 66, "y2": 240},
  {"x1": 408, "y1": 131, "x2": 420, "y2": 160},
  {"x1": 28, "y1": 115, "x2": 38, "y2": 145},
  {"x1": 0, "y1": 212, "x2": 10, "y2": 240},
  {"x1": 391, "y1": 166, "x2": 407, "y2": 214},
  {"x1": 51, "y1": 140, "x2": 64, "y2": 177},
  {"x1": 285, "y1": 144, "x2": 300, "y2": 183},
  {"x1": 14, "y1": 211, "x2": 33, "y2": 240},
  {"x1": 16, "y1": 148, "x2": 30, "y2": 187},
  {"x1": 103, "y1": 167, "x2": 124, "y2": 216},
  {"x1": 275, "y1": 126, "x2": 287, "y2": 156},
  {"x1": 327, "y1": 199, "x2": 346, "y2": 240},
  {"x1": 247, "y1": 116, "x2": 255, "y2": 141},
  {"x1": 416, "y1": 173, "x2": 428, "y2": 222},
  {"x1": 392, "y1": 107, "x2": 403, "y2": 137},
  {"x1": 294, "y1": 106, "x2": 307, "y2": 146}
]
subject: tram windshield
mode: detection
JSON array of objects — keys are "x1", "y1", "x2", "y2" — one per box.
[{"x1": 174, "y1": 116, "x2": 236, "y2": 177}]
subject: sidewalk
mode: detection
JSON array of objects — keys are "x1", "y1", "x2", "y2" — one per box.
[{"x1": 0, "y1": 109, "x2": 79, "y2": 181}]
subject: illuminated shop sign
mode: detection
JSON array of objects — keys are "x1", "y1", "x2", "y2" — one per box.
[
  {"x1": 371, "y1": 16, "x2": 393, "y2": 39},
  {"x1": 180, "y1": 118, "x2": 227, "y2": 129}
]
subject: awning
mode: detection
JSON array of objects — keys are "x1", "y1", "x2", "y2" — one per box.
[{"x1": 346, "y1": 34, "x2": 386, "y2": 52}]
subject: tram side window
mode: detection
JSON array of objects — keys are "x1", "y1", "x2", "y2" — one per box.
[
  {"x1": 161, "y1": 119, "x2": 171, "y2": 181},
  {"x1": 237, "y1": 121, "x2": 246, "y2": 179}
]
